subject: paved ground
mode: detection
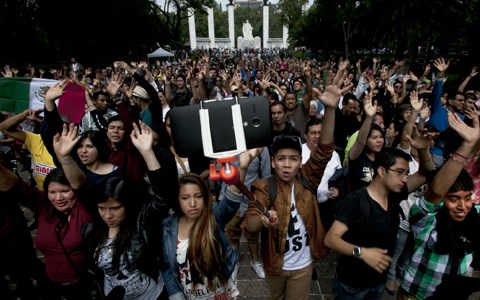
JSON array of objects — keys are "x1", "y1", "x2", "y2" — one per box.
[
  {"x1": 13, "y1": 162, "x2": 399, "y2": 299},
  {"x1": 236, "y1": 236, "x2": 396, "y2": 300}
]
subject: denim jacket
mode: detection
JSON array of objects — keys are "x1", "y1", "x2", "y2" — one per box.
[{"x1": 161, "y1": 187, "x2": 242, "y2": 300}]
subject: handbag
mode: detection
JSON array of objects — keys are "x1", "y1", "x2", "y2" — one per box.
[{"x1": 55, "y1": 221, "x2": 106, "y2": 300}]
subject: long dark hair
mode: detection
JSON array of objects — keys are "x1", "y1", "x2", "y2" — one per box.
[
  {"x1": 44, "y1": 168, "x2": 75, "y2": 220},
  {"x1": 178, "y1": 173, "x2": 227, "y2": 290},
  {"x1": 78, "y1": 130, "x2": 110, "y2": 163},
  {"x1": 92, "y1": 177, "x2": 138, "y2": 273}
]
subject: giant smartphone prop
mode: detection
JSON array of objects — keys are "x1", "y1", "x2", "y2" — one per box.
[{"x1": 169, "y1": 96, "x2": 272, "y2": 158}]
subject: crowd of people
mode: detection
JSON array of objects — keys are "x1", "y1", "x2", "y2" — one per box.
[{"x1": 0, "y1": 50, "x2": 480, "y2": 300}]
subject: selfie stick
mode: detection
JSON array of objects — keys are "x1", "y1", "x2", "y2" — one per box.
[{"x1": 199, "y1": 99, "x2": 273, "y2": 220}]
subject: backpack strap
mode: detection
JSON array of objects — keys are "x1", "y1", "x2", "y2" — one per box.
[
  {"x1": 266, "y1": 176, "x2": 277, "y2": 208},
  {"x1": 300, "y1": 173, "x2": 317, "y2": 195}
]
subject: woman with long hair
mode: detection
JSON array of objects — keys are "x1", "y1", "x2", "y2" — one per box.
[
  {"x1": 77, "y1": 130, "x2": 121, "y2": 187},
  {"x1": 384, "y1": 119, "x2": 405, "y2": 149},
  {"x1": 347, "y1": 92, "x2": 385, "y2": 192},
  {"x1": 161, "y1": 150, "x2": 261, "y2": 299},
  {"x1": 84, "y1": 122, "x2": 172, "y2": 299}
]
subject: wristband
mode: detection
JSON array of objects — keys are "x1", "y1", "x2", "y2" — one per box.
[
  {"x1": 450, "y1": 153, "x2": 467, "y2": 165},
  {"x1": 453, "y1": 152, "x2": 469, "y2": 160}
]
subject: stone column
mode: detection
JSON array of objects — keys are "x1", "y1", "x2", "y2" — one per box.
[
  {"x1": 282, "y1": 25, "x2": 289, "y2": 49},
  {"x1": 188, "y1": 8, "x2": 197, "y2": 50},
  {"x1": 228, "y1": 3, "x2": 235, "y2": 49},
  {"x1": 263, "y1": 3, "x2": 269, "y2": 49},
  {"x1": 207, "y1": 7, "x2": 215, "y2": 49}
]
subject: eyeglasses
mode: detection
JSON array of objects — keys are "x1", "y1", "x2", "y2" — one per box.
[{"x1": 387, "y1": 168, "x2": 409, "y2": 177}]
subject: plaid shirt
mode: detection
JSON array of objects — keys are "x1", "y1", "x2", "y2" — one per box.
[{"x1": 400, "y1": 198, "x2": 479, "y2": 299}]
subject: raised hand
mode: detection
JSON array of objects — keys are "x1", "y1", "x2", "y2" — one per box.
[
  {"x1": 424, "y1": 64, "x2": 431, "y2": 73},
  {"x1": 1, "y1": 65, "x2": 12, "y2": 77},
  {"x1": 433, "y1": 57, "x2": 449, "y2": 73},
  {"x1": 45, "y1": 79, "x2": 68, "y2": 102},
  {"x1": 419, "y1": 105, "x2": 431, "y2": 120},
  {"x1": 448, "y1": 110, "x2": 480, "y2": 146},
  {"x1": 259, "y1": 73, "x2": 271, "y2": 90},
  {"x1": 463, "y1": 106, "x2": 480, "y2": 121},
  {"x1": 26, "y1": 109, "x2": 44, "y2": 123},
  {"x1": 239, "y1": 148, "x2": 263, "y2": 170},
  {"x1": 406, "y1": 127, "x2": 438, "y2": 151},
  {"x1": 114, "y1": 61, "x2": 134, "y2": 75},
  {"x1": 469, "y1": 66, "x2": 478, "y2": 78},
  {"x1": 385, "y1": 82, "x2": 395, "y2": 95},
  {"x1": 338, "y1": 59, "x2": 349, "y2": 71},
  {"x1": 409, "y1": 71, "x2": 419, "y2": 82},
  {"x1": 106, "y1": 72, "x2": 124, "y2": 96},
  {"x1": 130, "y1": 121, "x2": 154, "y2": 154},
  {"x1": 320, "y1": 85, "x2": 341, "y2": 108},
  {"x1": 367, "y1": 76, "x2": 377, "y2": 90},
  {"x1": 410, "y1": 91, "x2": 423, "y2": 112},
  {"x1": 303, "y1": 65, "x2": 312, "y2": 77},
  {"x1": 363, "y1": 91, "x2": 377, "y2": 117},
  {"x1": 53, "y1": 123, "x2": 81, "y2": 158}
]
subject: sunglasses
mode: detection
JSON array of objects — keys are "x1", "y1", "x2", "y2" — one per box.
[{"x1": 272, "y1": 135, "x2": 302, "y2": 148}]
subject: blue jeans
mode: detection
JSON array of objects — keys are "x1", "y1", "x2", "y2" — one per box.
[
  {"x1": 387, "y1": 227, "x2": 410, "y2": 282},
  {"x1": 333, "y1": 277, "x2": 385, "y2": 300}
]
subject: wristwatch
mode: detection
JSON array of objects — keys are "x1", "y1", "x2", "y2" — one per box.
[{"x1": 353, "y1": 246, "x2": 362, "y2": 258}]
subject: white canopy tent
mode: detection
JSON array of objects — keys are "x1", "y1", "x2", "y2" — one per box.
[{"x1": 147, "y1": 47, "x2": 175, "y2": 58}]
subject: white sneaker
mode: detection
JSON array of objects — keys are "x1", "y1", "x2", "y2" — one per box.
[{"x1": 251, "y1": 261, "x2": 265, "y2": 279}]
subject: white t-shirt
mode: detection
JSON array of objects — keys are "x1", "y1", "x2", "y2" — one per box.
[
  {"x1": 176, "y1": 238, "x2": 239, "y2": 300},
  {"x1": 283, "y1": 184, "x2": 313, "y2": 270}
]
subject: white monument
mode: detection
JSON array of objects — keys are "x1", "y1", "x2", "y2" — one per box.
[
  {"x1": 237, "y1": 20, "x2": 261, "y2": 49},
  {"x1": 188, "y1": 1, "x2": 289, "y2": 49}
]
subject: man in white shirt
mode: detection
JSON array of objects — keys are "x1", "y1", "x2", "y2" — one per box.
[{"x1": 301, "y1": 118, "x2": 343, "y2": 230}]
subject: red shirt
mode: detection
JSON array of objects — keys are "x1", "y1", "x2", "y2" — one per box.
[{"x1": 7, "y1": 179, "x2": 92, "y2": 283}]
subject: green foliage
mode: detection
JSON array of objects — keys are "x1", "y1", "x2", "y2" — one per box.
[{"x1": 288, "y1": 0, "x2": 480, "y2": 66}]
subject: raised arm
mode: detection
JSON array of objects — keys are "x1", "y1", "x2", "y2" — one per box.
[
  {"x1": 319, "y1": 85, "x2": 340, "y2": 145},
  {"x1": 304, "y1": 65, "x2": 313, "y2": 99},
  {"x1": 52, "y1": 123, "x2": 85, "y2": 189},
  {"x1": 404, "y1": 126, "x2": 437, "y2": 193},
  {"x1": 0, "y1": 109, "x2": 42, "y2": 142},
  {"x1": 458, "y1": 66, "x2": 477, "y2": 93},
  {"x1": 333, "y1": 60, "x2": 349, "y2": 87},
  {"x1": 130, "y1": 121, "x2": 160, "y2": 171},
  {"x1": 349, "y1": 92, "x2": 377, "y2": 161},
  {"x1": 399, "y1": 91, "x2": 422, "y2": 151},
  {"x1": 41, "y1": 79, "x2": 69, "y2": 166},
  {"x1": 426, "y1": 112, "x2": 480, "y2": 205},
  {"x1": 228, "y1": 148, "x2": 264, "y2": 194}
]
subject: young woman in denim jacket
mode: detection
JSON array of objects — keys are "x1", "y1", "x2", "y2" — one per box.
[{"x1": 161, "y1": 149, "x2": 263, "y2": 300}]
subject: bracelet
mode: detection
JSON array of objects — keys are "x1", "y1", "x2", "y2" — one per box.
[
  {"x1": 449, "y1": 153, "x2": 467, "y2": 165},
  {"x1": 453, "y1": 152, "x2": 469, "y2": 160}
]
